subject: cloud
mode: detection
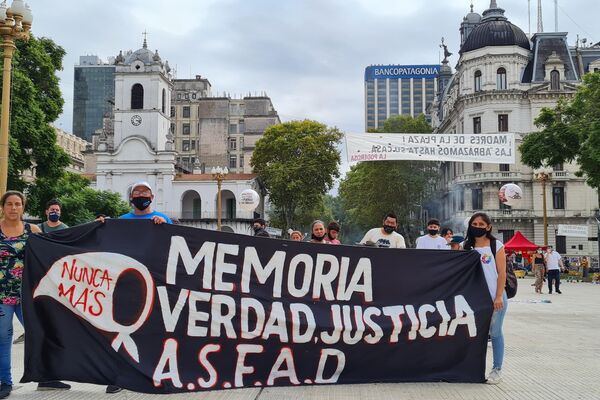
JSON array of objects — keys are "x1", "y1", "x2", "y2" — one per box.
[{"x1": 27, "y1": 0, "x2": 597, "y2": 137}]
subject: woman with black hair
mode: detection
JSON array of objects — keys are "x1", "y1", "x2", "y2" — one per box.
[{"x1": 462, "y1": 212, "x2": 507, "y2": 385}]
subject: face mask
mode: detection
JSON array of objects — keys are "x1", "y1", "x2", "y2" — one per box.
[
  {"x1": 48, "y1": 211, "x2": 60, "y2": 222},
  {"x1": 311, "y1": 233, "x2": 325, "y2": 241},
  {"x1": 468, "y1": 226, "x2": 488, "y2": 238},
  {"x1": 537, "y1": 250, "x2": 542, "y2": 253},
  {"x1": 383, "y1": 225, "x2": 395, "y2": 234},
  {"x1": 428, "y1": 229, "x2": 439, "y2": 236},
  {"x1": 131, "y1": 196, "x2": 152, "y2": 211},
  {"x1": 253, "y1": 226, "x2": 262, "y2": 233}
]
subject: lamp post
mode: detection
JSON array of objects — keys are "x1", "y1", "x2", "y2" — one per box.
[
  {"x1": 211, "y1": 166, "x2": 228, "y2": 231},
  {"x1": 534, "y1": 167, "x2": 552, "y2": 246},
  {"x1": 0, "y1": 0, "x2": 32, "y2": 196}
]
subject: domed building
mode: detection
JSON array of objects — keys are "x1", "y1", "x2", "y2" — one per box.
[{"x1": 431, "y1": 0, "x2": 600, "y2": 259}]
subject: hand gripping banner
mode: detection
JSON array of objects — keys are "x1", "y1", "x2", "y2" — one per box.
[{"x1": 22, "y1": 220, "x2": 493, "y2": 393}]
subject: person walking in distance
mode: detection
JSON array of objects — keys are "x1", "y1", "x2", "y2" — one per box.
[
  {"x1": 544, "y1": 245, "x2": 564, "y2": 294},
  {"x1": 360, "y1": 213, "x2": 406, "y2": 248},
  {"x1": 461, "y1": 212, "x2": 507, "y2": 384},
  {"x1": 532, "y1": 247, "x2": 546, "y2": 294}
]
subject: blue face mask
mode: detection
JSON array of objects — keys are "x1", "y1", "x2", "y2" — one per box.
[{"x1": 48, "y1": 211, "x2": 60, "y2": 222}]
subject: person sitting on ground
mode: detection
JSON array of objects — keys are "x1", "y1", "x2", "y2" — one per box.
[
  {"x1": 327, "y1": 221, "x2": 341, "y2": 245},
  {"x1": 416, "y1": 219, "x2": 448, "y2": 249},
  {"x1": 360, "y1": 213, "x2": 406, "y2": 248}
]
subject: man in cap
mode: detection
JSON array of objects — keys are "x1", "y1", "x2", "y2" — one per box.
[
  {"x1": 106, "y1": 181, "x2": 171, "y2": 394},
  {"x1": 120, "y1": 181, "x2": 172, "y2": 224}
]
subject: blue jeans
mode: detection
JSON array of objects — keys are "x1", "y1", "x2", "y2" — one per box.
[
  {"x1": 0, "y1": 303, "x2": 23, "y2": 386},
  {"x1": 489, "y1": 292, "x2": 508, "y2": 370}
]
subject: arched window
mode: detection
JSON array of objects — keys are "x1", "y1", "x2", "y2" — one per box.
[
  {"x1": 474, "y1": 70, "x2": 482, "y2": 92},
  {"x1": 496, "y1": 67, "x2": 507, "y2": 90},
  {"x1": 550, "y1": 70, "x2": 560, "y2": 90},
  {"x1": 161, "y1": 88, "x2": 166, "y2": 113},
  {"x1": 131, "y1": 83, "x2": 144, "y2": 110}
]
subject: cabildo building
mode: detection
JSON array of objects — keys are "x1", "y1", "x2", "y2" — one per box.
[{"x1": 430, "y1": 1, "x2": 600, "y2": 260}]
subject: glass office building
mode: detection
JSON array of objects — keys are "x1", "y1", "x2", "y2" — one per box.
[
  {"x1": 365, "y1": 64, "x2": 440, "y2": 130},
  {"x1": 73, "y1": 56, "x2": 115, "y2": 141}
]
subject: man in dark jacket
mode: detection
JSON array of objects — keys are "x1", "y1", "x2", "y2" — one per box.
[{"x1": 252, "y1": 218, "x2": 270, "y2": 237}]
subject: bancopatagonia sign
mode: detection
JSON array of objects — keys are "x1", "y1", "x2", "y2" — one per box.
[{"x1": 365, "y1": 65, "x2": 440, "y2": 80}]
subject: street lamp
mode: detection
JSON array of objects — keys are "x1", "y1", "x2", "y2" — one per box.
[
  {"x1": 0, "y1": 0, "x2": 32, "y2": 195},
  {"x1": 534, "y1": 166, "x2": 552, "y2": 246},
  {"x1": 211, "y1": 166, "x2": 228, "y2": 231}
]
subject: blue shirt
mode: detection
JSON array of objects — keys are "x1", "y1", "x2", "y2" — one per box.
[{"x1": 119, "y1": 211, "x2": 173, "y2": 224}]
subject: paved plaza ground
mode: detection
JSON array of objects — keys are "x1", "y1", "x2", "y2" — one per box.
[{"x1": 8, "y1": 277, "x2": 600, "y2": 400}]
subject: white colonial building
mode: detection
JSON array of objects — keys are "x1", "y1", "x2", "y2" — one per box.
[
  {"x1": 431, "y1": 1, "x2": 600, "y2": 259},
  {"x1": 92, "y1": 39, "x2": 269, "y2": 234}
]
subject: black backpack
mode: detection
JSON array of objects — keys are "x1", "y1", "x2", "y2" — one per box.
[{"x1": 490, "y1": 240, "x2": 517, "y2": 299}]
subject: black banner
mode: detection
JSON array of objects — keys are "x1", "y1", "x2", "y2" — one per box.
[{"x1": 22, "y1": 220, "x2": 492, "y2": 393}]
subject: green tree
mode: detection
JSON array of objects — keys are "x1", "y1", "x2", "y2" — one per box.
[
  {"x1": 251, "y1": 120, "x2": 342, "y2": 230},
  {"x1": 2, "y1": 35, "x2": 70, "y2": 207},
  {"x1": 45, "y1": 173, "x2": 130, "y2": 226},
  {"x1": 520, "y1": 72, "x2": 600, "y2": 189},
  {"x1": 339, "y1": 114, "x2": 438, "y2": 245}
]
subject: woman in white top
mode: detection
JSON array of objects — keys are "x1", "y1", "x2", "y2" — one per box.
[{"x1": 462, "y1": 212, "x2": 507, "y2": 385}]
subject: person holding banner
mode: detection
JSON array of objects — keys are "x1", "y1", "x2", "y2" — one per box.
[
  {"x1": 106, "y1": 181, "x2": 172, "y2": 394},
  {"x1": 462, "y1": 212, "x2": 507, "y2": 385},
  {"x1": 120, "y1": 181, "x2": 172, "y2": 224},
  {"x1": 309, "y1": 220, "x2": 330, "y2": 243},
  {"x1": 416, "y1": 219, "x2": 448, "y2": 250},
  {"x1": 360, "y1": 213, "x2": 406, "y2": 248},
  {"x1": 0, "y1": 191, "x2": 42, "y2": 399},
  {"x1": 327, "y1": 221, "x2": 341, "y2": 245}
]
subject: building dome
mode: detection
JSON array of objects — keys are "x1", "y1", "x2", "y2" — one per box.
[
  {"x1": 124, "y1": 47, "x2": 156, "y2": 65},
  {"x1": 460, "y1": 1, "x2": 530, "y2": 54},
  {"x1": 464, "y1": 11, "x2": 482, "y2": 24},
  {"x1": 463, "y1": 4, "x2": 482, "y2": 24}
]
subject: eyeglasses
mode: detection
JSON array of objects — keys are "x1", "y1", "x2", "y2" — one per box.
[{"x1": 132, "y1": 190, "x2": 151, "y2": 196}]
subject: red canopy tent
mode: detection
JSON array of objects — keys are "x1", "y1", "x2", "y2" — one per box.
[{"x1": 503, "y1": 231, "x2": 541, "y2": 252}]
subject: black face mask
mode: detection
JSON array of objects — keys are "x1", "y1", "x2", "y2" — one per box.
[
  {"x1": 312, "y1": 233, "x2": 326, "y2": 241},
  {"x1": 383, "y1": 225, "x2": 395, "y2": 234},
  {"x1": 428, "y1": 229, "x2": 439, "y2": 236},
  {"x1": 468, "y1": 226, "x2": 488, "y2": 238},
  {"x1": 253, "y1": 226, "x2": 263, "y2": 233},
  {"x1": 131, "y1": 196, "x2": 152, "y2": 211}
]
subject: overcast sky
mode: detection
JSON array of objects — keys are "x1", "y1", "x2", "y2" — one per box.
[{"x1": 30, "y1": 0, "x2": 598, "y2": 135}]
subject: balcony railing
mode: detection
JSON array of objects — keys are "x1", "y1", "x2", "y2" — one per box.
[
  {"x1": 455, "y1": 209, "x2": 534, "y2": 219},
  {"x1": 454, "y1": 171, "x2": 523, "y2": 184},
  {"x1": 551, "y1": 171, "x2": 569, "y2": 180},
  {"x1": 178, "y1": 210, "x2": 255, "y2": 221}
]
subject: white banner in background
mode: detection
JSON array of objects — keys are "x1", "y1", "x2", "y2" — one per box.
[
  {"x1": 557, "y1": 224, "x2": 589, "y2": 238},
  {"x1": 345, "y1": 133, "x2": 516, "y2": 164}
]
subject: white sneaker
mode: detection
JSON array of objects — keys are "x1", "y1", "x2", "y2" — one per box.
[{"x1": 486, "y1": 368, "x2": 502, "y2": 384}]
